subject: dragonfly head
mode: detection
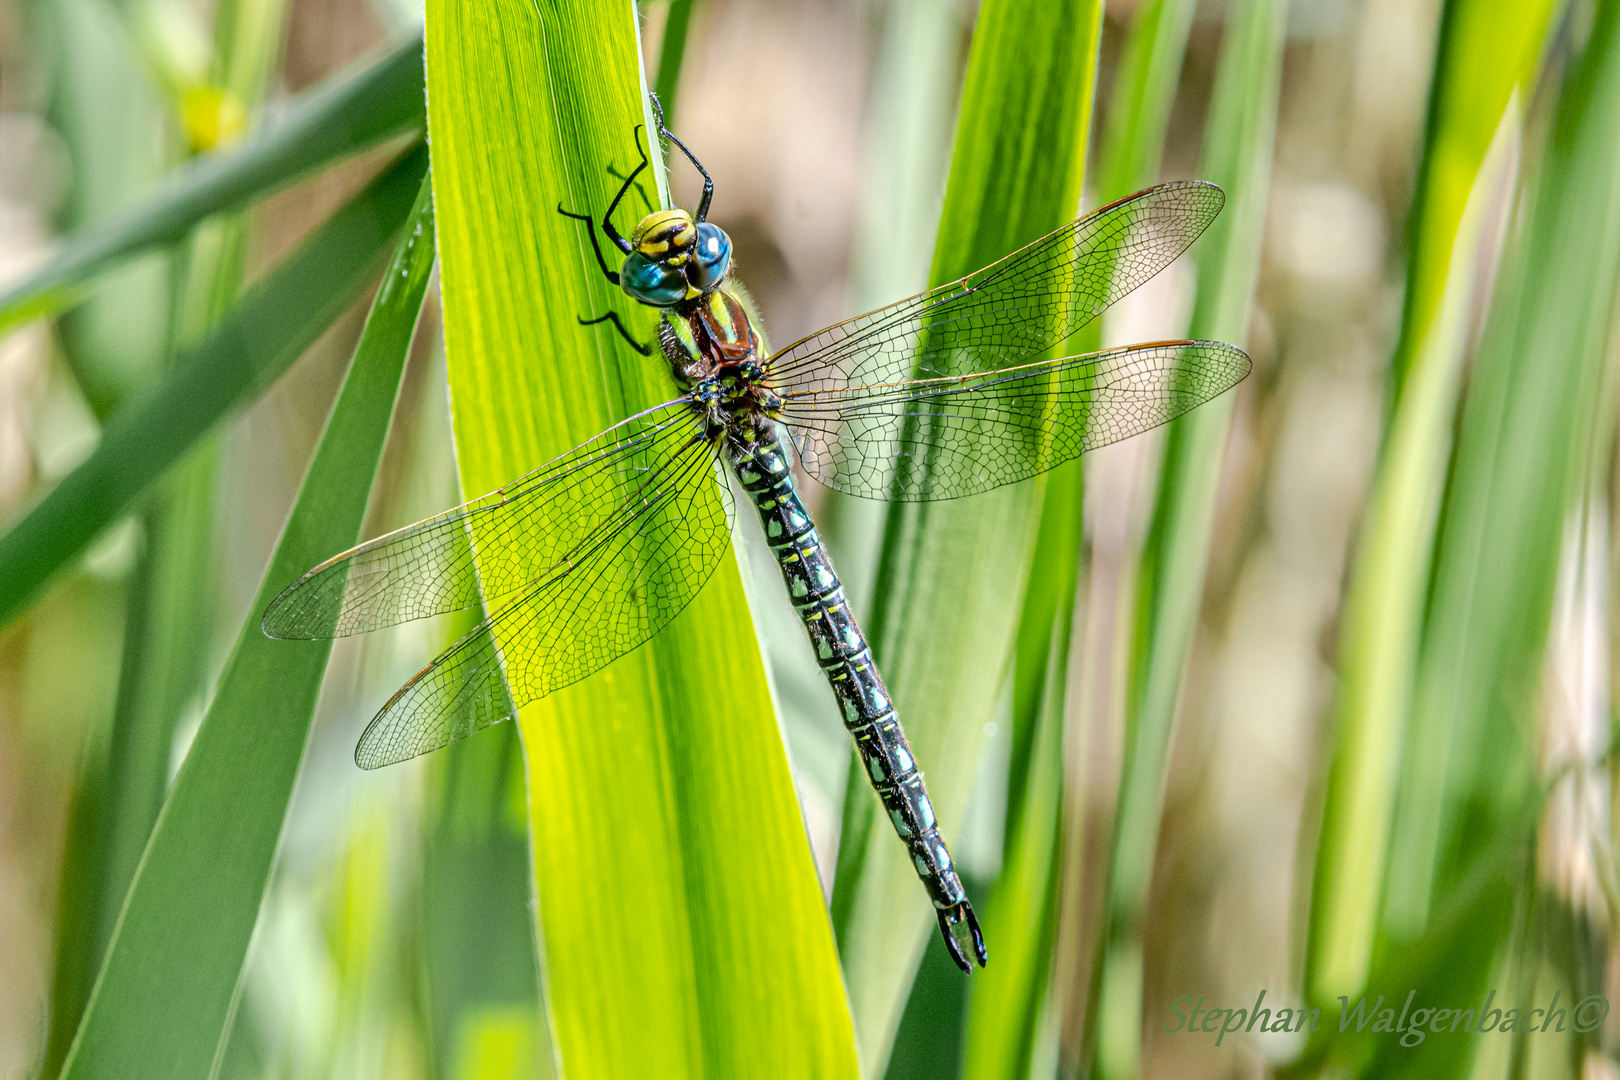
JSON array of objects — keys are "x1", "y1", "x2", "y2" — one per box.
[{"x1": 621, "y1": 208, "x2": 733, "y2": 307}]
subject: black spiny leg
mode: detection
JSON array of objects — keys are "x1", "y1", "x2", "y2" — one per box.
[
  {"x1": 649, "y1": 93, "x2": 713, "y2": 223},
  {"x1": 558, "y1": 204, "x2": 623, "y2": 286},
  {"x1": 557, "y1": 122, "x2": 652, "y2": 284},
  {"x1": 558, "y1": 123, "x2": 657, "y2": 355},
  {"x1": 606, "y1": 162, "x2": 656, "y2": 216},
  {"x1": 578, "y1": 311, "x2": 652, "y2": 356}
]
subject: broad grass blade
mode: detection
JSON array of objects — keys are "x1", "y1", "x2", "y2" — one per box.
[
  {"x1": 1091, "y1": 0, "x2": 1288, "y2": 1075},
  {"x1": 56, "y1": 173, "x2": 435, "y2": 1080},
  {"x1": 424, "y1": 0, "x2": 857, "y2": 1073},
  {"x1": 829, "y1": 0, "x2": 1100, "y2": 1071},
  {"x1": 0, "y1": 143, "x2": 427, "y2": 629}
]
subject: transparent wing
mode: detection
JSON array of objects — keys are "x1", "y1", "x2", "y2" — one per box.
[
  {"x1": 765, "y1": 181, "x2": 1224, "y2": 393},
  {"x1": 261, "y1": 398, "x2": 709, "y2": 640},
  {"x1": 777, "y1": 340, "x2": 1250, "y2": 501},
  {"x1": 353, "y1": 437, "x2": 733, "y2": 768}
]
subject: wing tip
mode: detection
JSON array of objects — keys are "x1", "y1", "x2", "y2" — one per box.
[
  {"x1": 260, "y1": 578, "x2": 336, "y2": 641},
  {"x1": 1113, "y1": 177, "x2": 1226, "y2": 212},
  {"x1": 1180, "y1": 338, "x2": 1254, "y2": 391},
  {"x1": 355, "y1": 696, "x2": 413, "y2": 770},
  {"x1": 261, "y1": 581, "x2": 312, "y2": 640}
]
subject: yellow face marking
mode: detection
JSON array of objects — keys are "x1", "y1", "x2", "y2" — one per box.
[
  {"x1": 630, "y1": 209, "x2": 698, "y2": 266},
  {"x1": 630, "y1": 208, "x2": 689, "y2": 240}
]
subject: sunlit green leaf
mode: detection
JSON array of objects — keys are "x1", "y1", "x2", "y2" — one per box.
[
  {"x1": 1308, "y1": 0, "x2": 1565, "y2": 1004},
  {"x1": 0, "y1": 31, "x2": 425, "y2": 335},
  {"x1": 424, "y1": 0, "x2": 857, "y2": 1073},
  {"x1": 830, "y1": 1, "x2": 1099, "y2": 1072},
  {"x1": 1325, "y1": 4, "x2": 1620, "y2": 1076},
  {"x1": 0, "y1": 143, "x2": 427, "y2": 630},
  {"x1": 56, "y1": 172, "x2": 434, "y2": 1080}
]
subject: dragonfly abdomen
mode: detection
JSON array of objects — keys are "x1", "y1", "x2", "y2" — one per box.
[{"x1": 725, "y1": 432, "x2": 986, "y2": 970}]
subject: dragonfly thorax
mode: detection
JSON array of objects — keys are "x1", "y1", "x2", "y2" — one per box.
[
  {"x1": 619, "y1": 208, "x2": 733, "y2": 307},
  {"x1": 689, "y1": 355, "x2": 782, "y2": 446},
  {"x1": 658, "y1": 283, "x2": 770, "y2": 380}
]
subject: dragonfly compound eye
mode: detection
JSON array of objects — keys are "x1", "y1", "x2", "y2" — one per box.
[
  {"x1": 620, "y1": 251, "x2": 689, "y2": 307},
  {"x1": 687, "y1": 222, "x2": 732, "y2": 292}
]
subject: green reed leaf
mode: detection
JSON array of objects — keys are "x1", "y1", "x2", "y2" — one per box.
[
  {"x1": 0, "y1": 31, "x2": 424, "y2": 336},
  {"x1": 957, "y1": 6, "x2": 1105, "y2": 1077},
  {"x1": 0, "y1": 144, "x2": 426, "y2": 630},
  {"x1": 1091, "y1": 0, "x2": 1288, "y2": 1076},
  {"x1": 829, "y1": 0, "x2": 1100, "y2": 1071},
  {"x1": 424, "y1": 0, "x2": 856, "y2": 1074},
  {"x1": 41, "y1": 5, "x2": 297, "y2": 1068},
  {"x1": 56, "y1": 171, "x2": 434, "y2": 1080},
  {"x1": 1332, "y1": 8, "x2": 1620, "y2": 1077},
  {"x1": 1095, "y1": 0, "x2": 1198, "y2": 202},
  {"x1": 1307, "y1": 0, "x2": 1564, "y2": 1004}
]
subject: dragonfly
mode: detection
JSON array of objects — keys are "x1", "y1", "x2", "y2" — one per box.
[{"x1": 262, "y1": 98, "x2": 1250, "y2": 973}]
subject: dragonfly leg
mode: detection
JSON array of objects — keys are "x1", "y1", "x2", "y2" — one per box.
[
  {"x1": 605, "y1": 162, "x2": 656, "y2": 214},
  {"x1": 600, "y1": 125, "x2": 650, "y2": 252},
  {"x1": 558, "y1": 204, "x2": 624, "y2": 286},
  {"x1": 937, "y1": 901, "x2": 988, "y2": 973},
  {"x1": 556, "y1": 120, "x2": 651, "y2": 283},
  {"x1": 649, "y1": 92, "x2": 713, "y2": 223},
  {"x1": 578, "y1": 310, "x2": 652, "y2": 356}
]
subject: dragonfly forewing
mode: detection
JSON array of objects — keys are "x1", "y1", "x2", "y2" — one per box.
[{"x1": 765, "y1": 181, "x2": 1225, "y2": 396}]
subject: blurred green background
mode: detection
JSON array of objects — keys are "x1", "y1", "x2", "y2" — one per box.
[{"x1": 1, "y1": 0, "x2": 1619, "y2": 1077}]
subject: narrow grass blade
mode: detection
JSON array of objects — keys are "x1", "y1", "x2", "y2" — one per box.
[
  {"x1": 425, "y1": 0, "x2": 856, "y2": 1073},
  {"x1": 819, "y1": 0, "x2": 962, "y2": 616},
  {"x1": 957, "y1": 1, "x2": 1197, "y2": 1073},
  {"x1": 1388, "y1": 0, "x2": 1620, "y2": 937},
  {"x1": 957, "y1": 8, "x2": 1103, "y2": 1078},
  {"x1": 40, "y1": 448, "x2": 219, "y2": 1079},
  {"x1": 44, "y1": 0, "x2": 176, "y2": 417},
  {"x1": 43, "y1": 7, "x2": 295, "y2": 1067},
  {"x1": 0, "y1": 31, "x2": 425, "y2": 335},
  {"x1": 1283, "y1": 817, "x2": 1529, "y2": 1078},
  {"x1": 1306, "y1": 0, "x2": 1564, "y2": 1003},
  {"x1": 829, "y1": 0, "x2": 1099, "y2": 1070},
  {"x1": 652, "y1": 0, "x2": 698, "y2": 126},
  {"x1": 423, "y1": 725, "x2": 547, "y2": 1078},
  {"x1": 56, "y1": 173, "x2": 435, "y2": 1080},
  {"x1": 834, "y1": 7, "x2": 969, "y2": 1067},
  {"x1": 37, "y1": 8, "x2": 182, "y2": 1068},
  {"x1": 0, "y1": 143, "x2": 427, "y2": 630},
  {"x1": 1090, "y1": 1, "x2": 1288, "y2": 1076},
  {"x1": 1095, "y1": 0, "x2": 1198, "y2": 201},
  {"x1": 1341, "y1": 10, "x2": 1620, "y2": 1077},
  {"x1": 958, "y1": 579, "x2": 1078, "y2": 1080}
]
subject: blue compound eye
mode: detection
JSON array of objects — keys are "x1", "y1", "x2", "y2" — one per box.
[
  {"x1": 620, "y1": 252, "x2": 688, "y2": 306},
  {"x1": 687, "y1": 222, "x2": 732, "y2": 292}
]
